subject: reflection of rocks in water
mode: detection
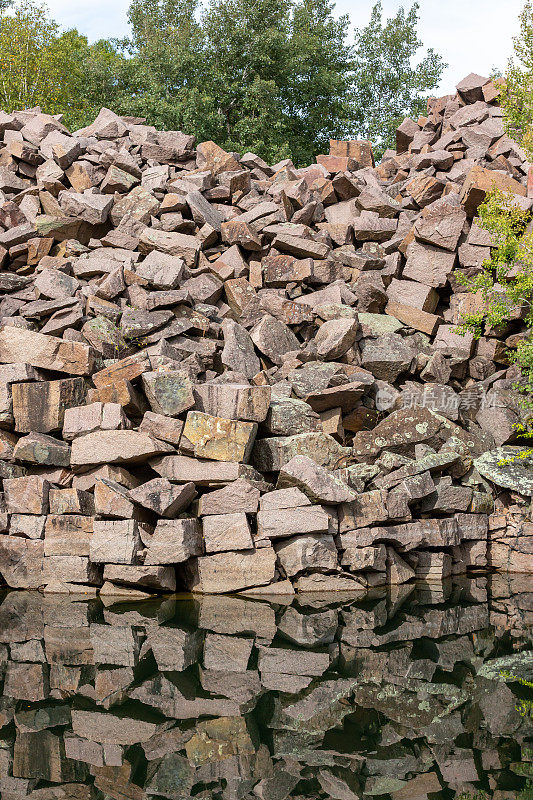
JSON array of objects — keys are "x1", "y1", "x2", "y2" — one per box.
[{"x1": 0, "y1": 577, "x2": 531, "y2": 800}]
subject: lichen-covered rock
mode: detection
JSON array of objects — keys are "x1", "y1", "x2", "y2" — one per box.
[{"x1": 474, "y1": 448, "x2": 533, "y2": 495}]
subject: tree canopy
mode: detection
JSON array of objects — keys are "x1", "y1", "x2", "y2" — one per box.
[
  {"x1": 0, "y1": 0, "x2": 446, "y2": 164},
  {"x1": 351, "y1": 1, "x2": 445, "y2": 158}
]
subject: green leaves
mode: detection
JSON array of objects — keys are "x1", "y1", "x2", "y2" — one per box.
[
  {"x1": 0, "y1": 0, "x2": 446, "y2": 165},
  {"x1": 351, "y1": 1, "x2": 446, "y2": 158},
  {"x1": 460, "y1": 189, "x2": 533, "y2": 421}
]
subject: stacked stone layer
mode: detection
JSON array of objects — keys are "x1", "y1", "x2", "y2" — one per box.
[{"x1": 0, "y1": 71, "x2": 531, "y2": 595}]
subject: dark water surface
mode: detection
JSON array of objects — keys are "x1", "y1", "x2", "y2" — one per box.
[{"x1": 0, "y1": 577, "x2": 531, "y2": 800}]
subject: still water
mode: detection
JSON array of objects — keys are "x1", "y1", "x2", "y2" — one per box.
[{"x1": 0, "y1": 576, "x2": 531, "y2": 800}]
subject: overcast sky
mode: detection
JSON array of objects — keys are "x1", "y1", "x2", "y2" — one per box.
[{"x1": 45, "y1": 0, "x2": 524, "y2": 95}]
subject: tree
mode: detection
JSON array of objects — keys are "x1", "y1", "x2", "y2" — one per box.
[
  {"x1": 109, "y1": 0, "x2": 354, "y2": 164},
  {"x1": 282, "y1": 0, "x2": 353, "y2": 165},
  {"x1": 351, "y1": 1, "x2": 446, "y2": 158},
  {"x1": 0, "y1": 0, "x2": 120, "y2": 128},
  {"x1": 501, "y1": 2, "x2": 533, "y2": 154}
]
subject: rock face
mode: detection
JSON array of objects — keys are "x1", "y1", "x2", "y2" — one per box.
[{"x1": 0, "y1": 74, "x2": 532, "y2": 596}]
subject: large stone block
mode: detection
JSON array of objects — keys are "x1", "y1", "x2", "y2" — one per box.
[
  {"x1": 0, "y1": 326, "x2": 95, "y2": 375},
  {"x1": 12, "y1": 377, "x2": 87, "y2": 433},
  {"x1": 90, "y1": 520, "x2": 143, "y2": 564},
  {"x1": 180, "y1": 411, "x2": 258, "y2": 463},
  {"x1": 185, "y1": 548, "x2": 277, "y2": 593},
  {"x1": 143, "y1": 519, "x2": 203, "y2": 565},
  {"x1": 193, "y1": 383, "x2": 271, "y2": 422},
  {"x1": 44, "y1": 515, "x2": 94, "y2": 557},
  {"x1": 71, "y1": 430, "x2": 171, "y2": 466}
]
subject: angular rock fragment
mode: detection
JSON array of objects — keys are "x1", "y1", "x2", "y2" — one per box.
[
  {"x1": 202, "y1": 512, "x2": 254, "y2": 553},
  {"x1": 277, "y1": 455, "x2": 355, "y2": 504},
  {"x1": 180, "y1": 411, "x2": 258, "y2": 463},
  {"x1": 71, "y1": 430, "x2": 171, "y2": 466},
  {"x1": 143, "y1": 518, "x2": 203, "y2": 564},
  {"x1": 186, "y1": 548, "x2": 277, "y2": 593},
  {"x1": 129, "y1": 478, "x2": 196, "y2": 517}
]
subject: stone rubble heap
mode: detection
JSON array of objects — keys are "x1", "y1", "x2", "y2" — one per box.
[{"x1": 0, "y1": 71, "x2": 531, "y2": 595}]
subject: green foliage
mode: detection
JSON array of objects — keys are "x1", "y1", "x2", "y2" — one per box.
[
  {"x1": 500, "y1": 670, "x2": 533, "y2": 718},
  {"x1": 458, "y1": 190, "x2": 533, "y2": 391},
  {"x1": 0, "y1": 0, "x2": 446, "y2": 164},
  {"x1": 0, "y1": 0, "x2": 122, "y2": 128},
  {"x1": 110, "y1": 0, "x2": 355, "y2": 164},
  {"x1": 501, "y1": 2, "x2": 533, "y2": 155},
  {"x1": 351, "y1": 1, "x2": 446, "y2": 159},
  {"x1": 458, "y1": 190, "x2": 533, "y2": 455}
]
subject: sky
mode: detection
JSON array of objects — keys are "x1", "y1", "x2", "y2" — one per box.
[{"x1": 44, "y1": 0, "x2": 524, "y2": 95}]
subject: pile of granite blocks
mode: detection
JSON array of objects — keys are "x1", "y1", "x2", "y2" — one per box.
[{"x1": 0, "y1": 71, "x2": 531, "y2": 595}]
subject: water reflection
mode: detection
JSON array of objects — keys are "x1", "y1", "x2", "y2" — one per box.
[{"x1": 0, "y1": 576, "x2": 531, "y2": 800}]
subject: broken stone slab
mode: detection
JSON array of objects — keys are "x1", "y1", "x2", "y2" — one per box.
[
  {"x1": 129, "y1": 478, "x2": 196, "y2": 517},
  {"x1": 141, "y1": 369, "x2": 195, "y2": 417},
  {"x1": 90, "y1": 519, "x2": 143, "y2": 564},
  {"x1": 4, "y1": 475, "x2": 49, "y2": 515},
  {"x1": 94, "y1": 478, "x2": 137, "y2": 519},
  {"x1": 139, "y1": 411, "x2": 184, "y2": 446},
  {"x1": 144, "y1": 626, "x2": 202, "y2": 672},
  {"x1": 460, "y1": 165, "x2": 527, "y2": 216},
  {"x1": 275, "y1": 533, "x2": 338, "y2": 576},
  {"x1": 44, "y1": 514, "x2": 93, "y2": 557},
  {"x1": 142, "y1": 518, "x2": 203, "y2": 564},
  {"x1": 259, "y1": 486, "x2": 311, "y2": 510},
  {"x1": 221, "y1": 319, "x2": 261, "y2": 378},
  {"x1": 305, "y1": 378, "x2": 373, "y2": 413},
  {"x1": 340, "y1": 541, "x2": 387, "y2": 572},
  {"x1": 193, "y1": 383, "x2": 271, "y2": 422},
  {"x1": 198, "y1": 478, "x2": 260, "y2": 516},
  {"x1": 103, "y1": 564, "x2": 176, "y2": 591},
  {"x1": 264, "y1": 397, "x2": 322, "y2": 436},
  {"x1": 202, "y1": 512, "x2": 254, "y2": 553},
  {"x1": 258, "y1": 645, "x2": 330, "y2": 676},
  {"x1": 250, "y1": 314, "x2": 300, "y2": 365},
  {"x1": 277, "y1": 455, "x2": 356, "y2": 504},
  {"x1": 0, "y1": 326, "x2": 95, "y2": 375},
  {"x1": 403, "y1": 241, "x2": 456, "y2": 287},
  {"x1": 359, "y1": 334, "x2": 415, "y2": 382},
  {"x1": 338, "y1": 490, "x2": 389, "y2": 531},
  {"x1": 70, "y1": 430, "x2": 172, "y2": 466},
  {"x1": 353, "y1": 407, "x2": 446, "y2": 459},
  {"x1": 180, "y1": 411, "x2": 258, "y2": 463},
  {"x1": 256, "y1": 505, "x2": 330, "y2": 540},
  {"x1": 185, "y1": 548, "x2": 277, "y2": 593},
  {"x1": 253, "y1": 432, "x2": 350, "y2": 471},
  {"x1": 314, "y1": 318, "x2": 358, "y2": 360},
  {"x1": 0, "y1": 536, "x2": 45, "y2": 588},
  {"x1": 150, "y1": 454, "x2": 263, "y2": 486},
  {"x1": 387, "y1": 548, "x2": 415, "y2": 584},
  {"x1": 474, "y1": 447, "x2": 533, "y2": 495},
  {"x1": 63, "y1": 402, "x2": 129, "y2": 441},
  {"x1": 12, "y1": 377, "x2": 87, "y2": 434},
  {"x1": 138, "y1": 228, "x2": 201, "y2": 267},
  {"x1": 384, "y1": 302, "x2": 440, "y2": 336},
  {"x1": 71, "y1": 709, "x2": 158, "y2": 745},
  {"x1": 135, "y1": 250, "x2": 185, "y2": 289},
  {"x1": 339, "y1": 518, "x2": 459, "y2": 552},
  {"x1": 9, "y1": 513, "x2": 46, "y2": 539},
  {"x1": 13, "y1": 432, "x2": 71, "y2": 467},
  {"x1": 42, "y1": 553, "x2": 102, "y2": 586}
]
